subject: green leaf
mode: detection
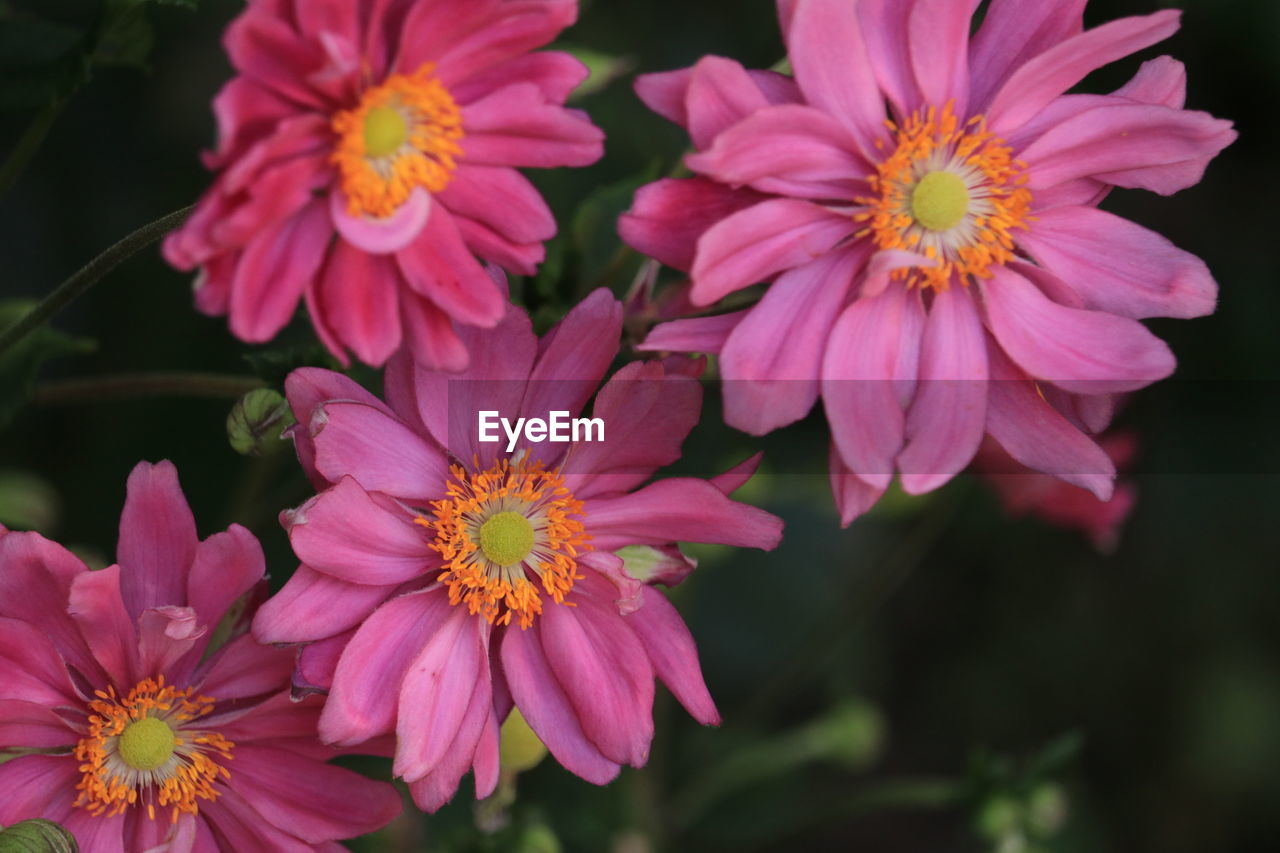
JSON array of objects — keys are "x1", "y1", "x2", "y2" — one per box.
[
  {"x1": 0, "y1": 820, "x2": 79, "y2": 853},
  {"x1": 0, "y1": 300, "x2": 96, "y2": 427},
  {"x1": 569, "y1": 162, "x2": 662, "y2": 288}
]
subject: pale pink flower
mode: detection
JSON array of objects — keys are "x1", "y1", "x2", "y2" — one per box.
[
  {"x1": 165, "y1": 0, "x2": 603, "y2": 369},
  {"x1": 252, "y1": 290, "x2": 783, "y2": 811},
  {"x1": 622, "y1": 0, "x2": 1234, "y2": 524},
  {"x1": 0, "y1": 462, "x2": 400, "y2": 850}
]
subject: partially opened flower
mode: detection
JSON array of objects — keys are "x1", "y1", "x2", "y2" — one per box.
[
  {"x1": 622, "y1": 0, "x2": 1234, "y2": 524},
  {"x1": 165, "y1": 0, "x2": 603, "y2": 370},
  {"x1": 253, "y1": 290, "x2": 783, "y2": 811},
  {"x1": 0, "y1": 462, "x2": 400, "y2": 850}
]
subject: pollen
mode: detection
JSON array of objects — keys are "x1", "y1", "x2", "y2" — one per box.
[
  {"x1": 855, "y1": 102, "x2": 1033, "y2": 291},
  {"x1": 74, "y1": 676, "x2": 233, "y2": 823},
  {"x1": 421, "y1": 455, "x2": 591, "y2": 629},
  {"x1": 331, "y1": 64, "x2": 464, "y2": 219}
]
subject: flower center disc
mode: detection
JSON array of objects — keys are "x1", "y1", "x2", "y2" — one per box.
[
  {"x1": 118, "y1": 717, "x2": 176, "y2": 772},
  {"x1": 479, "y1": 511, "x2": 536, "y2": 567},
  {"x1": 910, "y1": 171, "x2": 969, "y2": 232},
  {"x1": 363, "y1": 106, "x2": 410, "y2": 159}
]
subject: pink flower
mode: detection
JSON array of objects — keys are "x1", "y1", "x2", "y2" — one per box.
[
  {"x1": 165, "y1": 0, "x2": 604, "y2": 370},
  {"x1": 252, "y1": 290, "x2": 783, "y2": 811},
  {"x1": 621, "y1": 0, "x2": 1234, "y2": 524},
  {"x1": 0, "y1": 462, "x2": 400, "y2": 850},
  {"x1": 974, "y1": 432, "x2": 1138, "y2": 552}
]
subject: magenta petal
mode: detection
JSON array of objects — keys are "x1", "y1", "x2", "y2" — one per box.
[
  {"x1": 690, "y1": 198, "x2": 855, "y2": 305},
  {"x1": 398, "y1": 290, "x2": 472, "y2": 372},
  {"x1": 315, "y1": 240, "x2": 402, "y2": 367},
  {"x1": 394, "y1": 609, "x2": 490, "y2": 782},
  {"x1": 229, "y1": 200, "x2": 331, "y2": 343},
  {"x1": 0, "y1": 532, "x2": 99, "y2": 682},
  {"x1": 253, "y1": 565, "x2": 398, "y2": 646},
  {"x1": 136, "y1": 606, "x2": 205, "y2": 684},
  {"x1": 987, "y1": 10, "x2": 1181, "y2": 135},
  {"x1": 284, "y1": 367, "x2": 391, "y2": 488},
  {"x1": 199, "y1": 784, "x2": 319, "y2": 852},
  {"x1": 461, "y1": 83, "x2": 604, "y2": 168},
  {"x1": 222, "y1": 7, "x2": 325, "y2": 108},
  {"x1": 330, "y1": 187, "x2": 431, "y2": 255},
  {"x1": 197, "y1": 633, "x2": 294, "y2": 703},
  {"x1": 719, "y1": 245, "x2": 867, "y2": 436},
  {"x1": 638, "y1": 311, "x2": 750, "y2": 357},
  {"x1": 908, "y1": 0, "x2": 979, "y2": 118},
  {"x1": 982, "y1": 266, "x2": 1175, "y2": 394},
  {"x1": 437, "y1": 165, "x2": 555, "y2": 246},
  {"x1": 404, "y1": 678, "x2": 491, "y2": 811},
  {"x1": 0, "y1": 616, "x2": 80, "y2": 707},
  {"x1": 396, "y1": 203, "x2": 507, "y2": 328},
  {"x1": 969, "y1": 0, "x2": 1086, "y2": 110},
  {"x1": 787, "y1": 0, "x2": 887, "y2": 154},
  {"x1": 828, "y1": 442, "x2": 887, "y2": 527},
  {"x1": 322, "y1": 588, "x2": 452, "y2": 746},
  {"x1": 521, "y1": 289, "x2": 623, "y2": 427},
  {"x1": 117, "y1": 460, "x2": 197, "y2": 619},
  {"x1": 288, "y1": 477, "x2": 433, "y2": 586},
  {"x1": 857, "y1": 0, "x2": 922, "y2": 117},
  {"x1": 0, "y1": 755, "x2": 80, "y2": 826},
  {"x1": 451, "y1": 51, "x2": 590, "y2": 105},
  {"x1": 312, "y1": 401, "x2": 449, "y2": 504},
  {"x1": 710, "y1": 453, "x2": 764, "y2": 497},
  {"x1": 620, "y1": 177, "x2": 766, "y2": 274},
  {"x1": 685, "y1": 104, "x2": 868, "y2": 200},
  {"x1": 0, "y1": 699, "x2": 74, "y2": 748},
  {"x1": 684, "y1": 56, "x2": 772, "y2": 150},
  {"x1": 500, "y1": 625, "x2": 621, "y2": 785},
  {"x1": 224, "y1": 745, "x2": 401, "y2": 843},
  {"x1": 68, "y1": 566, "x2": 138, "y2": 688},
  {"x1": 472, "y1": 708, "x2": 501, "y2": 800},
  {"x1": 898, "y1": 287, "x2": 989, "y2": 495},
  {"x1": 293, "y1": 629, "x2": 352, "y2": 697},
  {"x1": 1017, "y1": 206, "x2": 1216, "y2": 320},
  {"x1": 186, "y1": 525, "x2": 263, "y2": 646},
  {"x1": 822, "y1": 285, "x2": 926, "y2": 490},
  {"x1": 626, "y1": 586, "x2": 718, "y2": 726},
  {"x1": 541, "y1": 581, "x2": 654, "y2": 767},
  {"x1": 584, "y1": 478, "x2": 783, "y2": 552}
]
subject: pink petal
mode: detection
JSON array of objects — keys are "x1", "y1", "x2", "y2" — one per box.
[
  {"x1": 1115, "y1": 55, "x2": 1187, "y2": 108},
  {"x1": 472, "y1": 708, "x2": 501, "y2": 800},
  {"x1": 897, "y1": 286, "x2": 988, "y2": 494},
  {"x1": 908, "y1": 0, "x2": 980, "y2": 119},
  {"x1": 520, "y1": 289, "x2": 623, "y2": 428},
  {"x1": 437, "y1": 165, "x2": 555, "y2": 247},
  {"x1": 1017, "y1": 205, "x2": 1216, "y2": 319},
  {"x1": 321, "y1": 588, "x2": 453, "y2": 746},
  {"x1": 625, "y1": 586, "x2": 718, "y2": 725},
  {"x1": 638, "y1": 310, "x2": 749, "y2": 356},
  {"x1": 986, "y1": 11, "x2": 1181, "y2": 136},
  {"x1": 684, "y1": 56, "x2": 772, "y2": 150},
  {"x1": 223, "y1": 8, "x2": 326, "y2": 108},
  {"x1": 284, "y1": 367, "x2": 392, "y2": 489},
  {"x1": 620, "y1": 177, "x2": 766, "y2": 273},
  {"x1": 253, "y1": 565, "x2": 399, "y2": 645},
  {"x1": 857, "y1": 0, "x2": 922, "y2": 117},
  {"x1": 828, "y1": 442, "x2": 887, "y2": 527},
  {"x1": 541, "y1": 579, "x2": 654, "y2": 766},
  {"x1": 311, "y1": 401, "x2": 449, "y2": 504},
  {"x1": 968, "y1": 0, "x2": 1086, "y2": 111},
  {"x1": 68, "y1": 566, "x2": 138, "y2": 687},
  {"x1": 982, "y1": 266, "x2": 1175, "y2": 394},
  {"x1": 229, "y1": 200, "x2": 331, "y2": 342},
  {"x1": 985, "y1": 344, "x2": 1115, "y2": 499},
  {"x1": 461, "y1": 83, "x2": 604, "y2": 168},
  {"x1": 117, "y1": 460, "x2": 197, "y2": 619},
  {"x1": 451, "y1": 51, "x2": 590, "y2": 105},
  {"x1": 690, "y1": 198, "x2": 855, "y2": 305},
  {"x1": 0, "y1": 755, "x2": 80, "y2": 827},
  {"x1": 0, "y1": 533, "x2": 99, "y2": 682},
  {"x1": 199, "y1": 784, "x2": 319, "y2": 852},
  {"x1": 292, "y1": 629, "x2": 352, "y2": 698},
  {"x1": 452, "y1": 216, "x2": 546, "y2": 276},
  {"x1": 224, "y1": 745, "x2": 401, "y2": 842},
  {"x1": 197, "y1": 633, "x2": 294, "y2": 703},
  {"x1": 822, "y1": 284, "x2": 926, "y2": 490},
  {"x1": 394, "y1": 609, "x2": 490, "y2": 782},
  {"x1": 0, "y1": 616, "x2": 80, "y2": 707},
  {"x1": 685, "y1": 104, "x2": 868, "y2": 200},
  {"x1": 1019, "y1": 103, "x2": 1235, "y2": 195},
  {"x1": 186, "y1": 526, "x2": 265, "y2": 652},
  {"x1": 584, "y1": 478, "x2": 783, "y2": 552},
  {"x1": 136, "y1": 606, "x2": 205, "y2": 685},
  {"x1": 287, "y1": 477, "x2": 434, "y2": 586},
  {"x1": 396, "y1": 202, "x2": 508, "y2": 328},
  {"x1": 314, "y1": 240, "x2": 402, "y2": 367},
  {"x1": 786, "y1": 0, "x2": 887, "y2": 154},
  {"x1": 719, "y1": 245, "x2": 868, "y2": 435},
  {"x1": 202, "y1": 77, "x2": 296, "y2": 171},
  {"x1": 329, "y1": 187, "x2": 432, "y2": 255},
  {"x1": 398, "y1": 289, "x2": 472, "y2": 372},
  {"x1": 710, "y1": 453, "x2": 764, "y2": 497},
  {"x1": 404, "y1": 679, "x2": 492, "y2": 811},
  {"x1": 0, "y1": 699, "x2": 75, "y2": 748}
]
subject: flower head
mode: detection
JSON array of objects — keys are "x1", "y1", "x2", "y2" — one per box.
[
  {"x1": 0, "y1": 462, "x2": 400, "y2": 849},
  {"x1": 622, "y1": 0, "x2": 1234, "y2": 524},
  {"x1": 253, "y1": 290, "x2": 784, "y2": 812},
  {"x1": 165, "y1": 0, "x2": 604, "y2": 370}
]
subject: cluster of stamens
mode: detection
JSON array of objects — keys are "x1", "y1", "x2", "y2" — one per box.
[
  {"x1": 422, "y1": 455, "x2": 590, "y2": 629},
  {"x1": 331, "y1": 64, "x2": 464, "y2": 219},
  {"x1": 855, "y1": 102, "x2": 1033, "y2": 290},
  {"x1": 73, "y1": 677, "x2": 233, "y2": 823}
]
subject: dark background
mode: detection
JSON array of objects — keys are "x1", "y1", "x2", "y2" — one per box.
[{"x1": 1, "y1": 0, "x2": 1277, "y2": 850}]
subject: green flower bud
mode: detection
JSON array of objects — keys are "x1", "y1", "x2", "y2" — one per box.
[
  {"x1": 226, "y1": 389, "x2": 293, "y2": 456},
  {"x1": 0, "y1": 819, "x2": 79, "y2": 852}
]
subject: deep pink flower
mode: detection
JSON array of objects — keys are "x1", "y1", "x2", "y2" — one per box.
[
  {"x1": 252, "y1": 290, "x2": 783, "y2": 811},
  {"x1": 974, "y1": 432, "x2": 1138, "y2": 552},
  {"x1": 621, "y1": 0, "x2": 1234, "y2": 524},
  {"x1": 165, "y1": 0, "x2": 604, "y2": 369},
  {"x1": 0, "y1": 462, "x2": 400, "y2": 851}
]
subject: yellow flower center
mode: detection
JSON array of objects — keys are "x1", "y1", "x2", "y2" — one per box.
[
  {"x1": 420, "y1": 455, "x2": 591, "y2": 629},
  {"x1": 331, "y1": 64, "x2": 464, "y2": 219},
  {"x1": 74, "y1": 677, "x2": 233, "y2": 823},
  {"x1": 910, "y1": 170, "x2": 969, "y2": 232},
  {"x1": 856, "y1": 102, "x2": 1033, "y2": 291},
  {"x1": 117, "y1": 717, "x2": 176, "y2": 772}
]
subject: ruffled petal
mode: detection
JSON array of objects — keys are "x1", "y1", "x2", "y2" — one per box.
[
  {"x1": 117, "y1": 461, "x2": 197, "y2": 619},
  {"x1": 584, "y1": 478, "x2": 783, "y2": 552},
  {"x1": 625, "y1": 586, "x2": 718, "y2": 725}
]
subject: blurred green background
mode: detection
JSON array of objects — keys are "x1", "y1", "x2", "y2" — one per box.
[{"x1": 2, "y1": 0, "x2": 1277, "y2": 850}]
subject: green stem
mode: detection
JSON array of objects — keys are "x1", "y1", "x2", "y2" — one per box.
[
  {"x1": 0, "y1": 205, "x2": 194, "y2": 359},
  {"x1": 0, "y1": 97, "x2": 69, "y2": 196},
  {"x1": 32, "y1": 372, "x2": 263, "y2": 406}
]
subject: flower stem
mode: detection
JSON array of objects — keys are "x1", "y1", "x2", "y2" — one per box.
[
  {"x1": 32, "y1": 373, "x2": 263, "y2": 406},
  {"x1": 0, "y1": 97, "x2": 68, "y2": 196},
  {"x1": 0, "y1": 205, "x2": 194, "y2": 359}
]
